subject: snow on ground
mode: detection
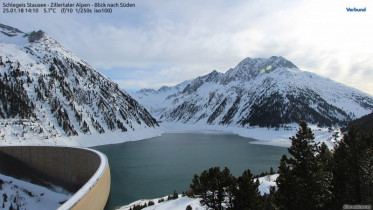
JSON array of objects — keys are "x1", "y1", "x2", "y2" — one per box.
[
  {"x1": 161, "y1": 122, "x2": 339, "y2": 149},
  {"x1": 0, "y1": 173, "x2": 71, "y2": 210},
  {"x1": 0, "y1": 117, "x2": 338, "y2": 210},
  {"x1": 118, "y1": 196, "x2": 203, "y2": 210},
  {"x1": 118, "y1": 174, "x2": 280, "y2": 210},
  {"x1": 0, "y1": 118, "x2": 338, "y2": 148},
  {"x1": 256, "y1": 174, "x2": 279, "y2": 196},
  {"x1": 0, "y1": 119, "x2": 165, "y2": 147}
]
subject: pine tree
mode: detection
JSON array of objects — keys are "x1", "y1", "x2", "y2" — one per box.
[
  {"x1": 232, "y1": 169, "x2": 262, "y2": 210},
  {"x1": 262, "y1": 186, "x2": 277, "y2": 210},
  {"x1": 275, "y1": 155, "x2": 298, "y2": 209},
  {"x1": 190, "y1": 167, "x2": 235, "y2": 210},
  {"x1": 173, "y1": 190, "x2": 178, "y2": 199},
  {"x1": 221, "y1": 167, "x2": 236, "y2": 209},
  {"x1": 148, "y1": 201, "x2": 154, "y2": 206},
  {"x1": 315, "y1": 142, "x2": 333, "y2": 208},
  {"x1": 269, "y1": 167, "x2": 274, "y2": 175},
  {"x1": 2, "y1": 193, "x2": 7, "y2": 202},
  {"x1": 276, "y1": 121, "x2": 332, "y2": 210},
  {"x1": 330, "y1": 126, "x2": 373, "y2": 208}
]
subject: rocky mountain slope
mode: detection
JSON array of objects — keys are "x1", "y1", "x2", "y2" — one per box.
[
  {"x1": 132, "y1": 56, "x2": 373, "y2": 128},
  {"x1": 0, "y1": 23, "x2": 159, "y2": 144}
]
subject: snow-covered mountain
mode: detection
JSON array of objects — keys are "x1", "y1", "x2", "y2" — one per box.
[
  {"x1": 132, "y1": 56, "x2": 373, "y2": 128},
  {"x1": 0, "y1": 23, "x2": 159, "y2": 144}
]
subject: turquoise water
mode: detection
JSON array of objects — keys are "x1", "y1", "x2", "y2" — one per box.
[{"x1": 92, "y1": 133, "x2": 288, "y2": 209}]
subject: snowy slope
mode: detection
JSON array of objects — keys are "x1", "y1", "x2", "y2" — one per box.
[
  {"x1": 118, "y1": 174, "x2": 279, "y2": 210},
  {"x1": 0, "y1": 23, "x2": 161, "y2": 146},
  {"x1": 132, "y1": 56, "x2": 373, "y2": 128},
  {"x1": 0, "y1": 173, "x2": 70, "y2": 210}
]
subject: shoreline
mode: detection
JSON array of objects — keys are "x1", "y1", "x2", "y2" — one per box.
[
  {"x1": 0, "y1": 125, "x2": 165, "y2": 148},
  {"x1": 0, "y1": 122, "x2": 338, "y2": 148},
  {"x1": 118, "y1": 174, "x2": 279, "y2": 210},
  {"x1": 161, "y1": 122, "x2": 338, "y2": 148}
]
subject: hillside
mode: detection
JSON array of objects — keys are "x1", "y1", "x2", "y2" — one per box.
[
  {"x1": 132, "y1": 56, "x2": 373, "y2": 128},
  {"x1": 0, "y1": 23, "x2": 160, "y2": 146},
  {"x1": 343, "y1": 111, "x2": 373, "y2": 133}
]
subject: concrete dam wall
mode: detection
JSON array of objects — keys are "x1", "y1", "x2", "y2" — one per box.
[{"x1": 0, "y1": 146, "x2": 110, "y2": 210}]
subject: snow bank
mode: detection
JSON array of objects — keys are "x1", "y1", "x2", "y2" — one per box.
[
  {"x1": 0, "y1": 173, "x2": 71, "y2": 210},
  {"x1": 118, "y1": 196, "x2": 203, "y2": 210},
  {"x1": 118, "y1": 174, "x2": 280, "y2": 210},
  {"x1": 0, "y1": 123, "x2": 165, "y2": 147},
  {"x1": 256, "y1": 174, "x2": 279, "y2": 196},
  {"x1": 0, "y1": 119, "x2": 338, "y2": 148},
  {"x1": 161, "y1": 122, "x2": 338, "y2": 148}
]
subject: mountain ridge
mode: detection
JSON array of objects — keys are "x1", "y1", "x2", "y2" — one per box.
[
  {"x1": 132, "y1": 56, "x2": 373, "y2": 128},
  {"x1": 0, "y1": 23, "x2": 159, "y2": 144}
]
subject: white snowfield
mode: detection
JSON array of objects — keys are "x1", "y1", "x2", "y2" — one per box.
[
  {"x1": 0, "y1": 120, "x2": 164, "y2": 147},
  {"x1": 132, "y1": 56, "x2": 373, "y2": 133},
  {"x1": 160, "y1": 122, "x2": 339, "y2": 148},
  {"x1": 119, "y1": 174, "x2": 279, "y2": 210},
  {"x1": 0, "y1": 120, "x2": 338, "y2": 148},
  {"x1": 0, "y1": 24, "x2": 357, "y2": 148},
  {"x1": 0, "y1": 24, "x2": 348, "y2": 210},
  {"x1": 1, "y1": 24, "x2": 161, "y2": 146},
  {"x1": 0, "y1": 173, "x2": 71, "y2": 210},
  {"x1": 120, "y1": 196, "x2": 203, "y2": 210},
  {"x1": 0, "y1": 121, "x2": 336, "y2": 210}
]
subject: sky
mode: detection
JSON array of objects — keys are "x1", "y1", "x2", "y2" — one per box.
[{"x1": 1, "y1": 0, "x2": 373, "y2": 95}]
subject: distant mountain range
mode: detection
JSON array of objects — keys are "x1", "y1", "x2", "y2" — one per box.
[
  {"x1": 132, "y1": 56, "x2": 373, "y2": 128},
  {"x1": 0, "y1": 23, "x2": 158, "y2": 142},
  {"x1": 1, "y1": 22, "x2": 372, "y2": 145}
]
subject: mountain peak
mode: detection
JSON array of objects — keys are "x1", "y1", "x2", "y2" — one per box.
[
  {"x1": 1, "y1": 23, "x2": 160, "y2": 143},
  {"x1": 138, "y1": 88, "x2": 157, "y2": 94},
  {"x1": 159, "y1": 86, "x2": 172, "y2": 92},
  {"x1": 226, "y1": 56, "x2": 298, "y2": 81},
  {"x1": 132, "y1": 55, "x2": 373, "y2": 128},
  {"x1": 28, "y1": 30, "x2": 47, "y2": 42},
  {"x1": 268, "y1": 56, "x2": 298, "y2": 69},
  {"x1": 203, "y1": 70, "x2": 222, "y2": 81},
  {"x1": 0, "y1": 23, "x2": 28, "y2": 45},
  {"x1": 0, "y1": 23, "x2": 54, "y2": 46}
]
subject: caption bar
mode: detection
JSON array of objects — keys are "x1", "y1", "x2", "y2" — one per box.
[{"x1": 2, "y1": 2, "x2": 135, "y2": 14}]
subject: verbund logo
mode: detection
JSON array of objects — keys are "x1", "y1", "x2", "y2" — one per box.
[{"x1": 346, "y1": 7, "x2": 367, "y2": 12}]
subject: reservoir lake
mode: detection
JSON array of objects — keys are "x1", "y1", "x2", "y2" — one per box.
[{"x1": 92, "y1": 132, "x2": 288, "y2": 210}]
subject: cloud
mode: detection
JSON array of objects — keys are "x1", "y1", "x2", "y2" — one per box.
[{"x1": 1, "y1": 0, "x2": 372, "y2": 95}]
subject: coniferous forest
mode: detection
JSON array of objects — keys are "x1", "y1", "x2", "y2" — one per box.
[{"x1": 187, "y1": 119, "x2": 373, "y2": 210}]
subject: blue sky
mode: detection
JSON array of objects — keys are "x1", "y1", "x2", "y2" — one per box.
[{"x1": 1, "y1": 0, "x2": 373, "y2": 95}]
